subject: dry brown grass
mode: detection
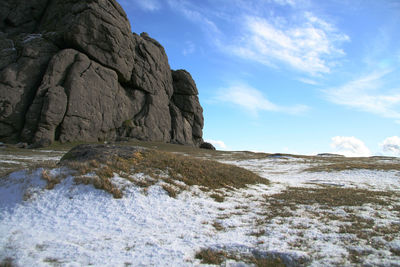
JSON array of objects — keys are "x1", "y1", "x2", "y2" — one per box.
[
  {"x1": 304, "y1": 157, "x2": 400, "y2": 172},
  {"x1": 210, "y1": 192, "x2": 225, "y2": 202},
  {"x1": 195, "y1": 248, "x2": 287, "y2": 266},
  {"x1": 60, "y1": 148, "x2": 269, "y2": 198},
  {"x1": 212, "y1": 221, "x2": 225, "y2": 231},
  {"x1": 255, "y1": 186, "x2": 399, "y2": 237},
  {"x1": 40, "y1": 169, "x2": 62, "y2": 190},
  {"x1": 63, "y1": 160, "x2": 123, "y2": 198},
  {"x1": 74, "y1": 174, "x2": 123, "y2": 199},
  {"x1": 43, "y1": 257, "x2": 63, "y2": 265},
  {"x1": 0, "y1": 160, "x2": 59, "y2": 180},
  {"x1": 161, "y1": 184, "x2": 179, "y2": 198},
  {"x1": 195, "y1": 249, "x2": 228, "y2": 265},
  {"x1": 250, "y1": 229, "x2": 266, "y2": 237},
  {"x1": 0, "y1": 257, "x2": 15, "y2": 267},
  {"x1": 267, "y1": 186, "x2": 396, "y2": 207},
  {"x1": 130, "y1": 150, "x2": 270, "y2": 190}
]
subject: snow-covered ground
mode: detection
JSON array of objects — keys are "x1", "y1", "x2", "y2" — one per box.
[{"x1": 0, "y1": 150, "x2": 399, "y2": 266}]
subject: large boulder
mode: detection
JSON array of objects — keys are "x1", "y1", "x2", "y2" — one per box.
[
  {"x1": 170, "y1": 70, "x2": 204, "y2": 146},
  {"x1": 0, "y1": 0, "x2": 204, "y2": 147},
  {"x1": 38, "y1": 0, "x2": 135, "y2": 83}
]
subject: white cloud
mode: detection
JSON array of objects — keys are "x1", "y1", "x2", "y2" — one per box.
[
  {"x1": 324, "y1": 70, "x2": 400, "y2": 120},
  {"x1": 229, "y1": 13, "x2": 349, "y2": 75},
  {"x1": 183, "y1": 41, "x2": 195, "y2": 56},
  {"x1": 165, "y1": 0, "x2": 347, "y2": 76},
  {"x1": 297, "y1": 77, "x2": 319, "y2": 85},
  {"x1": 167, "y1": 0, "x2": 220, "y2": 37},
  {"x1": 216, "y1": 83, "x2": 309, "y2": 115},
  {"x1": 331, "y1": 136, "x2": 371, "y2": 157},
  {"x1": 205, "y1": 139, "x2": 227, "y2": 150},
  {"x1": 381, "y1": 136, "x2": 400, "y2": 156}
]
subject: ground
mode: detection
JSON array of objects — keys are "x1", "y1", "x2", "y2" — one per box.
[{"x1": 0, "y1": 141, "x2": 399, "y2": 266}]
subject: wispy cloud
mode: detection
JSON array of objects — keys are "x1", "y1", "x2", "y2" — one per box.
[
  {"x1": 165, "y1": 0, "x2": 348, "y2": 76},
  {"x1": 127, "y1": 0, "x2": 161, "y2": 11},
  {"x1": 166, "y1": 0, "x2": 220, "y2": 38},
  {"x1": 183, "y1": 41, "x2": 195, "y2": 56},
  {"x1": 331, "y1": 136, "x2": 371, "y2": 157},
  {"x1": 216, "y1": 82, "x2": 309, "y2": 115},
  {"x1": 381, "y1": 136, "x2": 400, "y2": 156},
  {"x1": 323, "y1": 70, "x2": 400, "y2": 120},
  {"x1": 229, "y1": 13, "x2": 349, "y2": 75},
  {"x1": 297, "y1": 77, "x2": 319, "y2": 85}
]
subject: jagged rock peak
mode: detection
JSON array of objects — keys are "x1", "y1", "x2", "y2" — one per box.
[{"x1": 0, "y1": 0, "x2": 205, "y2": 148}]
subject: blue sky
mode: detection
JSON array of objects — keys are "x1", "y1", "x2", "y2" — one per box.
[{"x1": 119, "y1": 0, "x2": 400, "y2": 156}]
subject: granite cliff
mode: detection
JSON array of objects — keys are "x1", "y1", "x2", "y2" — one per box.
[{"x1": 0, "y1": 0, "x2": 204, "y2": 147}]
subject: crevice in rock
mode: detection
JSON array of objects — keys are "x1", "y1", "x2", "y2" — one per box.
[
  {"x1": 80, "y1": 61, "x2": 92, "y2": 77},
  {"x1": 133, "y1": 93, "x2": 151, "y2": 124},
  {"x1": 18, "y1": 69, "x2": 50, "y2": 141},
  {"x1": 62, "y1": 40, "x2": 128, "y2": 83},
  {"x1": 52, "y1": 55, "x2": 79, "y2": 142},
  {"x1": 54, "y1": 123, "x2": 61, "y2": 141},
  {"x1": 34, "y1": 0, "x2": 53, "y2": 33},
  {"x1": 169, "y1": 103, "x2": 177, "y2": 141},
  {"x1": 4, "y1": 17, "x2": 15, "y2": 28}
]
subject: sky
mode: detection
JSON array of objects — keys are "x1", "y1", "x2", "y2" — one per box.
[{"x1": 118, "y1": 0, "x2": 400, "y2": 157}]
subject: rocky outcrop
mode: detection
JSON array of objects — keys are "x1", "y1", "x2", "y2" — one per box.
[
  {"x1": 200, "y1": 142, "x2": 216, "y2": 150},
  {"x1": 0, "y1": 0, "x2": 204, "y2": 147},
  {"x1": 170, "y1": 70, "x2": 203, "y2": 146}
]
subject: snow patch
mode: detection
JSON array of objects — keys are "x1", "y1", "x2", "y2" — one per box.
[{"x1": 22, "y1": 34, "x2": 42, "y2": 43}]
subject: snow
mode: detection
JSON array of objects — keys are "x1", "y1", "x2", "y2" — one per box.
[
  {"x1": 22, "y1": 34, "x2": 42, "y2": 43},
  {"x1": 224, "y1": 157, "x2": 400, "y2": 191},
  {"x1": 1, "y1": 153, "x2": 399, "y2": 266}
]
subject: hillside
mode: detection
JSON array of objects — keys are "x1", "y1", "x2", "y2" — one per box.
[{"x1": 1, "y1": 142, "x2": 399, "y2": 266}]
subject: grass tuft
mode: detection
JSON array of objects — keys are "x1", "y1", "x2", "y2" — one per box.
[
  {"x1": 161, "y1": 184, "x2": 179, "y2": 198},
  {"x1": 195, "y1": 249, "x2": 228, "y2": 265},
  {"x1": 210, "y1": 192, "x2": 225, "y2": 202},
  {"x1": 41, "y1": 169, "x2": 61, "y2": 190},
  {"x1": 0, "y1": 258, "x2": 15, "y2": 267}
]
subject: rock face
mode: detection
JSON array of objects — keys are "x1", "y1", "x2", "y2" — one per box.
[{"x1": 0, "y1": 0, "x2": 204, "y2": 147}]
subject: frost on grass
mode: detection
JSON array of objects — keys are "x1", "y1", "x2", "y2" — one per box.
[{"x1": 1, "y1": 144, "x2": 400, "y2": 266}]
